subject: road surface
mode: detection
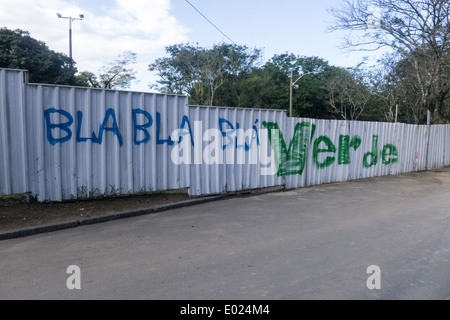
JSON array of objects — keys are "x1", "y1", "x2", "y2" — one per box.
[{"x1": 1, "y1": 169, "x2": 450, "y2": 300}]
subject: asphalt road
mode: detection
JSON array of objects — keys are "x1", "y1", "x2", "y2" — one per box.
[{"x1": 1, "y1": 169, "x2": 450, "y2": 300}]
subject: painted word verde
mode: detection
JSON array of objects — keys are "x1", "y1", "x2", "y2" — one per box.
[{"x1": 262, "y1": 121, "x2": 399, "y2": 177}]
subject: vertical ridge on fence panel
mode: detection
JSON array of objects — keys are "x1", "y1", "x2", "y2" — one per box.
[
  {"x1": 51, "y1": 87, "x2": 62, "y2": 201},
  {"x1": 384, "y1": 122, "x2": 398, "y2": 176},
  {"x1": 427, "y1": 125, "x2": 435, "y2": 169},
  {"x1": 223, "y1": 107, "x2": 234, "y2": 192},
  {"x1": 235, "y1": 107, "x2": 244, "y2": 191},
  {"x1": 242, "y1": 109, "x2": 251, "y2": 190},
  {"x1": 258, "y1": 110, "x2": 269, "y2": 189},
  {"x1": 66, "y1": 87, "x2": 76, "y2": 199},
  {"x1": 410, "y1": 124, "x2": 421, "y2": 172},
  {"x1": 336, "y1": 120, "x2": 351, "y2": 183},
  {"x1": 179, "y1": 96, "x2": 191, "y2": 190},
  {"x1": 232, "y1": 108, "x2": 244, "y2": 193},
  {"x1": 201, "y1": 106, "x2": 210, "y2": 194},
  {"x1": 361, "y1": 122, "x2": 375, "y2": 179},
  {"x1": 348, "y1": 121, "x2": 361, "y2": 180},
  {"x1": 294, "y1": 117, "x2": 310, "y2": 188},
  {"x1": 131, "y1": 92, "x2": 142, "y2": 193},
  {"x1": 0, "y1": 69, "x2": 28, "y2": 195},
  {"x1": 169, "y1": 95, "x2": 178, "y2": 191},
  {"x1": 304, "y1": 118, "x2": 316, "y2": 188},
  {"x1": 0, "y1": 69, "x2": 12, "y2": 195},
  {"x1": 149, "y1": 93, "x2": 158, "y2": 192},
  {"x1": 157, "y1": 95, "x2": 168, "y2": 191},
  {"x1": 140, "y1": 93, "x2": 151, "y2": 192},
  {"x1": 284, "y1": 117, "x2": 297, "y2": 189},
  {"x1": 0, "y1": 70, "x2": 8, "y2": 193},
  {"x1": 248, "y1": 109, "x2": 259, "y2": 191},
  {"x1": 213, "y1": 108, "x2": 222, "y2": 193},
  {"x1": 397, "y1": 123, "x2": 408, "y2": 174},
  {"x1": 1, "y1": 70, "x2": 13, "y2": 194},
  {"x1": 442, "y1": 126, "x2": 446, "y2": 166},
  {"x1": 416, "y1": 126, "x2": 428, "y2": 171},
  {"x1": 16, "y1": 70, "x2": 28, "y2": 194},
  {"x1": 132, "y1": 92, "x2": 144, "y2": 193},
  {"x1": 189, "y1": 106, "x2": 200, "y2": 196},
  {"x1": 56, "y1": 87, "x2": 71, "y2": 200},
  {"x1": 445, "y1": 126, "x2": 450, "y2": 166}
]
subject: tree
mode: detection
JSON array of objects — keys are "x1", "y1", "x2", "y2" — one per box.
[
  {"x1": 0, "y1": 28, "x2": 77, "y2": 85},
  {"x1": 262, "y1": 54, "x2": 336, "y2": 118},
  {"x1": 367, "y1": 54, "x2": 429, "y2": 124},
  {"x1": 149, "y1": 43, "x2": 262, "y2": 106},
  {"x1": 329, "y1": 0, "x2": 450, "y2": 123},
  {"x1": 78, "y1": 51, "x2": 138, "y2": 90},
  {"x1": 325, "y1": 65, "x2": 372, "y2": 121},
  {"x1": 365, "y1": 61, "x2": 399, "y2": 123}
]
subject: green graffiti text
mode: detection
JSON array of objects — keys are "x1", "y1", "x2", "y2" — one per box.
[
  {"x1": 263, "y1": 122, "x2": 399, "y2": 176},
  {"x1": 262, "y1": 121, "x2": 315, "y2": 176}
]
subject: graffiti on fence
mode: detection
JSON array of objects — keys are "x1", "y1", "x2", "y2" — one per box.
[
  {"x1": 263, "y1": 121, "x2": 399, "y2": 177},
  {"x1": 44, "y1": 109, "x2": 398, "y2": 177},
  {"x1": 44, "y1": 108, "x2": 260, "y2": 150}
]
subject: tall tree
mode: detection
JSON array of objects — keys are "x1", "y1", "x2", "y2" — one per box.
[
  {"x1": 325, "y1": 65, "x2": 372, "y2": 121},
  {"x1": 367, "y1": 54, "x2": 429, "y2": 124},
  {"x1": 149, "y1": 43, "x2": 262, "y2": 106},
  {"x1": 262, "y1": 54, "x2": 335, "y2": 118},
  {"x1": 329, "y1": 0, "x2": 450, "y2": 123},
  {"x1": 77, "y1": 51, "x2": 137, "y2": 90},
  {"x1": 0, "y1": 28, "x2": 77, "y2": 85}
]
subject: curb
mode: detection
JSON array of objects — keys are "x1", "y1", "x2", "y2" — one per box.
[
  {"x1": 0, "y1": 221, "x2": 80, "y2": 241},
  {"x1": 0, "y1": 195, "x2": 228, "y2": 241},
  {"x1": 0, "y1": 187, "x2": 285, "y2": 241}
]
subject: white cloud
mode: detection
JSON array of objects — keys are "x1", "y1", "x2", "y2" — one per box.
[{"x1": 0, "y1": 0, "x2": 189, "y2": 91}]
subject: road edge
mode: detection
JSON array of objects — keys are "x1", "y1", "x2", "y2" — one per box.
[{"x1": 0, "y1": 186, "x2": 284, "y2": 241}]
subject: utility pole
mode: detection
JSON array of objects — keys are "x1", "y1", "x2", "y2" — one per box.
[
  {"x1": 57, "y1": 13, "x2": 85, "y2": 63},
  {"x1": 290, "y1": 71, "x2": 293, "y2": 117}
]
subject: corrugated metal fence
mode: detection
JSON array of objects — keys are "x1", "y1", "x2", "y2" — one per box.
[{"x1": 1, "y1": 68, "x2": 450, "y2": 202}]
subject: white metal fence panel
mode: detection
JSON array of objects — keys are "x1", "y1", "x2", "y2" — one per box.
[
  {"x1": 1, "y1": 69, "x2": 190, "y2": 201},
  {"x1": 427, "y1": 125, "x2": 449, "y2": 169},
  {"x1": 26, "y1": 85, "x2": 190, "y2": 202},
  {"x1": 444, "y1": 126, "x2": 450, "y2": 166},
  {"x1": 188, "y1": 106, "x2": 285, "y2": 196},
  {"x1": 0, "y1": 69, "x2": 28, "y2": 196}
]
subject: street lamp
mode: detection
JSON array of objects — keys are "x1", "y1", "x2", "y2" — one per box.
[
  {"x1": 56, "y1": 13, "x2": 85, "y2": 62},
  {"x1": 289, "y1": 71, "x2": 318, "y2": 117}
]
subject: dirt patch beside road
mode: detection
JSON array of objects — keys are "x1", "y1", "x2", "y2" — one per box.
[{"x1": 0, "y1": 192, "x2": 190, "y2": 233}]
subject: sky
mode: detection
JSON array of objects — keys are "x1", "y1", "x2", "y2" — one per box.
[{"x1": 0, "y1": 0, "x2": 386, "y2": 92}]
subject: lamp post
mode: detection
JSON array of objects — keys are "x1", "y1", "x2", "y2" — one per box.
[
  {"x1": 57, "y1": 13, "x2": 85, "y2": 62},
  {"x1": 289, "y1": 71, "x2": 317, "y2": 117}
]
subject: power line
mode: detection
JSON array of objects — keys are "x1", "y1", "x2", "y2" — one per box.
[{"x1": 185, "y1": 0, "x2": 237, "y2": 45}]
